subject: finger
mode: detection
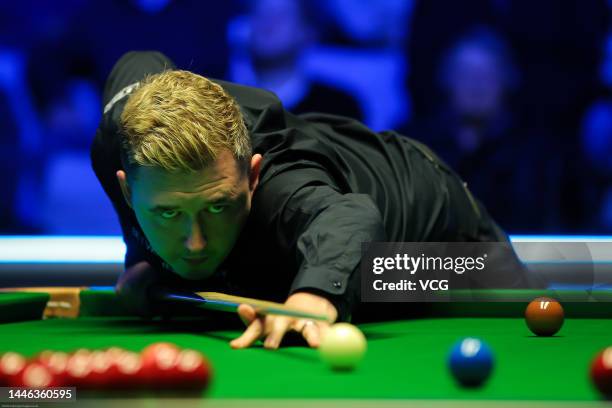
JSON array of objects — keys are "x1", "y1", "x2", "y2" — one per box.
[
  {"x1": 264, "y1": 317, "x2": 292, "y2": 349},
  {"x1": 303, "y1": 322, "x2": 328, "y2": 348},
  {"x1": 291, "y1": 319, "x2": 309, "y2": 334},
  {"x1": 230, "y1": 318, "x2": 264, "y2": 349},
  {"x1": 236, "y1": 303, "x2": 257, "y2": 326}
]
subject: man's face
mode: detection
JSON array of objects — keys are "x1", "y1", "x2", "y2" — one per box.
[
  {"x1": 119, "y1": 150, "x2": 261, "y2": 280},
  {"x1": 249, "y1": 0, "x2": 311, "y2": 62},
  {"x1": 449, "y1": 45, "x2": 504, "y2": 120}
]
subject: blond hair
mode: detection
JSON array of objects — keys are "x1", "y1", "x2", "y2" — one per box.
[{"x1": 120, "y1": 70, "x2": 251, "y2": 174}]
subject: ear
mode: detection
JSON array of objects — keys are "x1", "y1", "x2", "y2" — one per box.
[
  {"x1": 116, "y1": 170, "x2": 133, "y2": 209},
  {"x1": 248, "y1": 154, "x2": 263, "y2": 193}
]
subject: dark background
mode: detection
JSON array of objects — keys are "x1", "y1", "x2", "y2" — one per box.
[{"x1": 1, "y1": 0, "x2": 611, "y2": 236}]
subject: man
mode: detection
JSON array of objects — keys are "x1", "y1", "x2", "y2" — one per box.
[
  {"x1": 228, "y1": 0, "x2": 363, "y2": 120},
  {"x1": 91, "y1": 51, "x2": 519, "y2": 350},
  {"x1": 409, "y1": 27, "x2": 559, "y2": 232}
]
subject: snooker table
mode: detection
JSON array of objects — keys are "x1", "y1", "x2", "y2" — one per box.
[{"x1": 0, "y1": 289, "x2": 611, "y2": 407}]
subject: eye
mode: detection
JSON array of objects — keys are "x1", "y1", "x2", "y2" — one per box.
[
  {"x1": 160, "y1": 209, "x2": 179, "y2": 219},
  {"x1": 208, "y1": 204, "x2": 226, "y2": 214}
]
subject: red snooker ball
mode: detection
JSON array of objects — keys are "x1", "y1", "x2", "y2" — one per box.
[
  {"x1": 141, "y1": 342, "x2": 181, "y2": 387},
  {"x1": 10, "y1": 363, "x2": 62, "y2": 388},
  {"x1": 104, "y1": 347, "x2": 127, "y2": 363},
  {"x1": 591, "y1": 347, "x2": 612, "y2": 399},
  {"x1": 85, "y1": 350, "x2": 114, "y2": 388},
  {"x1": 100, "y1": 347, "x2": 126, "y2": 388},
  {"x1": 141, "y1": 343, "x2": 180, "y2": 359},
  {"x1": 525, "y1": 297, "x2": 564, "y2": 336},
  {"x1": 0, "y1": 352, "x2": 27, "y2": 386},
  {"x1": 112, "y1": 351, "x2": 146, "y2": 389},
  {"x1": 35, "y1": 351, "x2": 70, "y2": 385},
  {"x1": 64, "y1": 351, "x2": 93, "y2": 387},
  {"x1": 172, "y1": 349, "x2": 212, "y2": 390}
]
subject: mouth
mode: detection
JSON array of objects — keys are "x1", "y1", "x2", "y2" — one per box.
[{"x1": 182, "y1": 256, "x2": 208, "y2": 266}]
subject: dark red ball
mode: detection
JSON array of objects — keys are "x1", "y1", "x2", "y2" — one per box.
[
  {"x1": 171, "y1": 349, "x2": 212, "y2": 390},
  {"x1": 111, "y1": 351, "x2": 146, "y2": 389},
  {"x1": 84, "y1": 350, "x2": 115, "y2": 388},
  {"x1": 10, "y1": 362, "x2": 62, "y2": 388},
  {"x1": 35, "y1": 351, "x2": 70, "y2": 385},
  {"x1": 64, "y1": 350, "x2": 93, "y2": 387},
  {"x1": 141, "y1": 342, "x2": 181, "y2": 388},
  {"x1": 591, "y1": 347, "x2": 612, "y2": 399},
  {"x1": 0, "y1": 352, "x2": 27, "y2": 387}
]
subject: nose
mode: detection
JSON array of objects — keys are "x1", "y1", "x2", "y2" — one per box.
[{"x1": 185, "y1": 220, "x2": 207, "y2": 253}]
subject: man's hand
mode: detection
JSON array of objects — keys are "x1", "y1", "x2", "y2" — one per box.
[
  {"x1": 115, "y1": 261, "x2": 159, "y2": 318},
  {"x1": 230, "y1": 292, "x2": 338, "y2": 349}
]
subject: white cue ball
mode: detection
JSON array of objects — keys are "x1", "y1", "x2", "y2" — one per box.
[{"x1": 319, "y1": 323, "x2": 367, "y2": 370}]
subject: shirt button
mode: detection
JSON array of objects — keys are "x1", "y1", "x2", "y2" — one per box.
[{"x1": 333, "y1": 281, "x2": 342, "y2": 289}]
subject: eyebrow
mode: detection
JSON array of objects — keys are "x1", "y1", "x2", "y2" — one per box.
[
  {"x1": 149, "y1": 205, "x2": 180, "y2": 212},
  {"x1": 148, "y1": 194, "x2": 236, "y2": 212}
]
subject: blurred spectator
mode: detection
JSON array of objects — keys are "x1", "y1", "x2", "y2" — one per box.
[
  {"x1": 0, "y1": 46, "x2": 120, "y2": 234},
  {"x1": 305, "y1": 0, "x2": 413, "y2": 130},
  {"x1": 409, "y1": 28, "x2": 560, "y2": 233},
  {"x1": 227, "y1": 0, "x2": 362, "y2": 119},
  {"x1": 0, "y1": 1, "x2": 86, "y2": 51},
  {"x1": 39, "y1": 76, "x2": 121, "y2": 235},
  {"x1": 407, "y1": 0, "x2": 608, "y2": 233},
  {"x1": 495, "y1": 0, "x2": 607, "y2": 135},
  {"x1": 580, "y1": 31, "x2": 612, "y2": 232},
  {"x1": 408, "y1": 0, "x2": 607, "y2": 128},
  {"x1": 407, "y1": 0, "x2": 499, "y2": 120},
  {"x1": 0, "y1": 0, "x2": 608, "y2": 235},
  {"x1": 0, "y1": 48, "x2": 44, "y2": 233},
  {"x1": 45, "y1": 79, "x2": 101, "y2": 150},
  {"x1": 51, "y1": 0, "x2": 239, "y2": 85}
]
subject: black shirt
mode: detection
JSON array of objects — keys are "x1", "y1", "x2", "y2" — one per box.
[
  {"x1": 91, "y1": 52, "x2": 507, "y2": 321},
  {"x1": 291, "y1": 83, "x2": 363, "y2": 121}
]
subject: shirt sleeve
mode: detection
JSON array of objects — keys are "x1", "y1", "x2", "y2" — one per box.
[{"x1": 252, "y1": 164, "x2": 387, "y2": 321}]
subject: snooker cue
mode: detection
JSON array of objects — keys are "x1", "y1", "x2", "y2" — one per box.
[
  {"x1": 0, "y1": 287, "x2": 332, "y2": 322},
  {"x1": 155, "y1": 289, "x2": 331, "y2": 322}
]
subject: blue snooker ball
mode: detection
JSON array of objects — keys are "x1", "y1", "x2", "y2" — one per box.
[{"x1": 448, "y1": 337, "x2": 494, "y2": 387}]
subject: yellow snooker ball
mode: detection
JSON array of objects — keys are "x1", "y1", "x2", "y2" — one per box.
[{"x1": 319, "y1": 323, "x2": 367, "y2": 370}]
